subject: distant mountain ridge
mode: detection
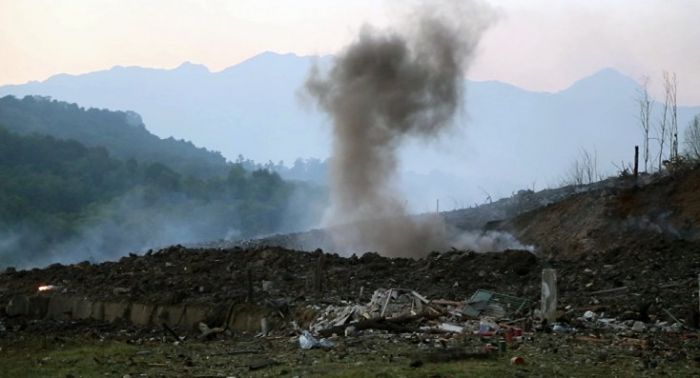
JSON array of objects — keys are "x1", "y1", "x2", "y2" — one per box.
[{"x1": 1, "y1": 52, "x2": 699, "y2": 205}]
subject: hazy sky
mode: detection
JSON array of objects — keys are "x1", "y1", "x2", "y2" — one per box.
[{"x1": 1, "y1": 0, "x2": 699, "y2": 104}]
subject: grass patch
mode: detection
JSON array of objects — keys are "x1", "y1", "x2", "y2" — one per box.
[
  {"x1": 0, "y1": 335, "x2": 695, "y2": 377},
  {"x1": 0, "y1": 338, "x2": 138, "y2": 377}
]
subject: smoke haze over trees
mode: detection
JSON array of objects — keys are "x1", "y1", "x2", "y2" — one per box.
[{"x1": 0, "y1": 99, "x2": 326, "y2": 268}]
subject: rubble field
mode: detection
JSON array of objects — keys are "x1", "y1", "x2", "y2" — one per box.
[{"x1": 1, "y1": 241, "x2": 699, "y2": 376}]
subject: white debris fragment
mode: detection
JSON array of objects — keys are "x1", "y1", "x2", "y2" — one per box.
[
  {"x1": 438, "y1": 323, "x2": 465, "y2": 333},
  {"x1": 299, "y1": 330, "x2": 334, "y2": 349}
]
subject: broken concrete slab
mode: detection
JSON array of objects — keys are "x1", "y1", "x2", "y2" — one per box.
[
  {"x1": 91, "y1": 301, "x2": 105, "y2": 321},
  {"x1": 103, "y1": 301, "x2": 130, "y2": 322},
  {"x1": 228, "y1": 304, "x2": 267, "y2": 332},
  {"x1": 6, "y1": 295, "x2": 29, "y2": 316},
  {"x1": 154, "y1": 305, "x2": 185, "y2": 327},
  {"x1": 27, "y1": 296, "x2": 49, "y2": 317},
  {"x1": 46, "y1": 296, "x2": 77, "y2": 320},
  {"x1": 72, "y1": 298, "x2": 93, "y2": 319},
  {"x1": 130, "y1": 303, "x2": 156, "y2": 326},
  {"x1": 180, "y1": 306, "x2": 208, "y2": 330}
]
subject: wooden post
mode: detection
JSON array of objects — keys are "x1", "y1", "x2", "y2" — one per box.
[
  {"x1": 634, "y1": 145, "x2": 639, "y2": 177},
  {"x1": 260, "y1": 317, "x2": 269, "y2": 336},
  {"x1": 541, "y1": 269, "x2": 557, "y2": 323}
]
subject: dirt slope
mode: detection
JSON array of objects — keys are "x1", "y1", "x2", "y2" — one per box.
[{"x1": 508, "y1": 166, "x2": 700, "y2": 258}]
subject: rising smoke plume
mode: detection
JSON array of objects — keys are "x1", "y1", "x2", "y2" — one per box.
[{"x1": 305, "y1": 2, "x2": 494, "y2": 257}]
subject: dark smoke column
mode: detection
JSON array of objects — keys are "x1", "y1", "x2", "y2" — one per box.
[{"x1": 305, "y1": 2, "x2": 492, "y2": 257}]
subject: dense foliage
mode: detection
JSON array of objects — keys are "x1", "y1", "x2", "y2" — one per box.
[
  {"x1": 234, "y1": 155, "x2": 329, "y2": 185},
  {"x1": 0, "y1": 95, "x2": 229, "y2": 179}
]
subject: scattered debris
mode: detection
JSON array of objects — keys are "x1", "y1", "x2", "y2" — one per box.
[
  {"x1": 477, "y1": 317, "x2": 499, "y2": 336},
  {"x1": 198, "y1": 322, "x2": 224, "y2": 340},
  {"x1": 631, "y1": 321, "x2": 646, "y2": 332},
  {"x1": 662, "y1": 308, "x2": 683, "y2": 326},
  {"x1": 551, "y1": 323, "x2": 576, "y2": 334},
  {"x1": 298, "y1": 331, "x2": 334, "y2": 350},
  {"x1": 163, "y1": 323, "x2": 184, "y2": 343},
  {"x1": 437, "y1": 323, "x2": 465, "y2": 333},
  {"x1": 310, "y1": 288, "x2": 437, "y2": 335},
  {"x1": 583, "y1": 310, "x2": 597, "y2": 321},
  {"x1": 463, "y1": 289, "x2": 531, "y2": 319}
]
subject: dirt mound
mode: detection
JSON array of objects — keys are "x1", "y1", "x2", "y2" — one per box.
[
  {"x1": 508, "y1": 167, "x2": 700, "y2": 258},
  {"x1": 0, "y1": 247, "x2": 541, "y2": 308}
]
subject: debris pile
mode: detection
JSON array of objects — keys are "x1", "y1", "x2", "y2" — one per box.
[{"x1": 0, "y1": 244, "x2": 698, "y2": 374}]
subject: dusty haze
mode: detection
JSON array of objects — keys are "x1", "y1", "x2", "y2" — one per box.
[{"x1": 304, "y1": 2, "x2": 493, "y2": 257}]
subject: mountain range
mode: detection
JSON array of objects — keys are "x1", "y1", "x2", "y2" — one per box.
[{"x1": 2, "y1": 52, "x2": 698, "y2": 208}]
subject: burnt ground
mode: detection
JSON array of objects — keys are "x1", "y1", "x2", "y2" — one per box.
[{"x1": 2, "y1": 166, "x2": 700, "y2": 376}]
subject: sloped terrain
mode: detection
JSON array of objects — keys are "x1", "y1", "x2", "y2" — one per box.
[{"x1": 508, "y1": 166, "x2": 700, "y2": 258}]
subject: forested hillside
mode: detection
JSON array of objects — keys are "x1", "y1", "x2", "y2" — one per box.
[
  {"x1": 0, "y1": 95, "x2": 229, "y2": 179},
  {"x1": 0, "y1": 126, "x2": 325, "y2": 268}
]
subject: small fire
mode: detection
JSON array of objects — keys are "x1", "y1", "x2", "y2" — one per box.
[{"x1": 38, "y1": 285, "x2": 57, "y2": 292}]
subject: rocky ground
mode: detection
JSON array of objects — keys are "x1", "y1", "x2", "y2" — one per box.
[
  {"x1": 1, "y1": 241, "x2": 699, "y2": 376},
  {"x1": 1, "y1": 239, "x2": 697, "y2": 323}
]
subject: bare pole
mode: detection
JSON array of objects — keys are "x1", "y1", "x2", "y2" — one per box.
[
  {"x1": 669, "y1": 73, "x2": 678, "y2": 160},
  {"x1": 637, "y1": 76, "x2": 652, "y2": 172},
  {"x1": 658, "y1": 72, "x2": 670, "y2": 170}
]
